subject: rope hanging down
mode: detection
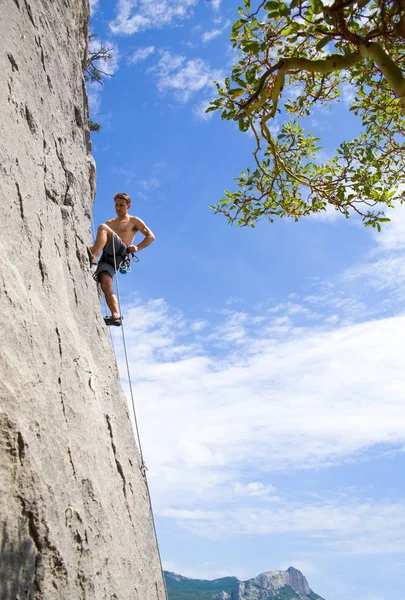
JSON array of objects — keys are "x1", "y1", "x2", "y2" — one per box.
[
  {"x1": 111, "y1": 233, "x2": 169, "y2": 600},
  {"x1": 90, "y1": 219, "x2": 167, "y2": 599}
]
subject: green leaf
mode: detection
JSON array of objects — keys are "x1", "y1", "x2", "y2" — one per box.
[
  {"x1": 229, "y1": 88, "x2": 245, "y2": 98},
  {"x1": 315, "y1": 35, "x2": 333, "y2": 51},
  {"x1": 264, "y1": 0, "x2": 280, "y2": 9},
  {"x1": 241, "y1": 40, "x2": 262, "y2": 53}
]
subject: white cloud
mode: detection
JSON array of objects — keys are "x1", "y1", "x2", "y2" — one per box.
[
  {"x1": 193, "y1": 98, "x2": 215, "y2": 120},
  {"x1": 210, "y1": 0, "x2": 222, "y2": 11},
  {"x1": 161, "y1": 499, "x2": 405, "y2": 553},
  {"x1": 201, "y1": 19, "x2": 230, "y2": 43},
  {"x1": 162, "y1": 560, "x2": 249, "y2": 581},
  {"x1": 372, "y1": 198, "x2": 405, "y2": 252},
  {"x1": 137, "y1": 177, "x2": 161, "y2": 190},
  {"x1": 110, "y1": 293, "x2": 405, "y2": 518},
  {"x1": 89, "y1": 0, "x2": 99, "y2": 13},
  {"x1": 340, "y1": 81, "x2": 357, "y2": 106},
  {"x1": 339, "y1": 201, "x2": 405, "y2": 303},
  {"x1": 342, "y1": 254, "x2": 405, "y2": 293},
  {"x1": 202, "y1": 28, "x2": 222, "y2": 43},
  {"x1": 109, "y1": 0, "x2": 198, "y2": 35},
  {"x1": 232, "y1": 481, "x2": 278, "y2": 499},
  {"x1": 149, "y1": 51, "x2": 223, "y2": 103},
  {"x1": 129, "y1": 45, "x2": 155, "y2": 64},
  {"x1": 87, "y1": 84, "x2": 102, "y2": 116},
  {"x1": 310, "y1": 201, "x2": 343, "y2": 222}
]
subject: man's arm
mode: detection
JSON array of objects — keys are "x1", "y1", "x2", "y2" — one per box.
[{"x1": 128, "y1": 216, "x2": 155, "y2": 252}]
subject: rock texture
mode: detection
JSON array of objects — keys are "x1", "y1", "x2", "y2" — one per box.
[{"x1": 0, "y1": 2, "x2": 165, "y2": 599}]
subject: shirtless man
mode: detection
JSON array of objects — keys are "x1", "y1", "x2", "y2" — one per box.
[{"x1": 87, "y1": 192, "x2": 155, "y2": 326}]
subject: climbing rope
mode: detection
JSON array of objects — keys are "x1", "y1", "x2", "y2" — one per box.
[{"x1": 110, "y1": 233, "x2": 169, "y2": 600}]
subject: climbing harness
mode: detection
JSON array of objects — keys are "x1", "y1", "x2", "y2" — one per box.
[{"x1": 90, "y1": 220, "x2": 168, "y2": 600}]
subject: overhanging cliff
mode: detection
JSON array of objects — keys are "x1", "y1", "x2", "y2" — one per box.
[{"x1": 0, "y1": 1, "x2": 165, "y2": 598}]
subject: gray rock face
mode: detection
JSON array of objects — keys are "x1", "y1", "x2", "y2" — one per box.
[
  {"x1": 0, "y1": 1, "x2": 165, "y2": 599},
  {"x1": 238, "y1": 567, "x2": 313, "y2": 599}
]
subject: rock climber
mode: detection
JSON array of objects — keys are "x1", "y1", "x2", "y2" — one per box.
[{"x1": 87, "y1": 192, "x2": 155, "y2": 326}]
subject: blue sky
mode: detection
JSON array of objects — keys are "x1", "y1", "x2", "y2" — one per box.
[{"x1": 88, "y1": 2, "x2": 405, "y2": 599}]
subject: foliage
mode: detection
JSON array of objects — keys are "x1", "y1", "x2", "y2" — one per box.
[
  {"x1": 274, "y1": 585, "x2": 300, "y2": 599},
  {"x1": 164, "y1": 572, "x2": 239, "y2": 600},
  {"x1": 85, "y1": 33, "x2": 114, "y2": 85},
  {"x1": 89, "y1": 119, "x2": 101, "y2": 132},
  {"x1": 209, "y1": 0, "x2": 405, "y2": 229},
  {"x1": 307, "y1": 593, "x2": 325, "y2": 600},
  {"x1": 164, "y1": 572, "x2": 325, "y2": 600},
  {"x1": 85, "y1": 34, "x2": 115, "y2": 133}
]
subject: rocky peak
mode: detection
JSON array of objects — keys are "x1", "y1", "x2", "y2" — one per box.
[
  {"x1": 238, "y1": 566, "x2": 315, "y2": 599},
  {"x1": 286, "y1": 566, "x2": 311, "y2": 595}
]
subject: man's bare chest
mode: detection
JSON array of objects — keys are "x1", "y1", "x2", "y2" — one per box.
[{"x1": 111, "y1": 220, "x2": 132, "y2": 235}]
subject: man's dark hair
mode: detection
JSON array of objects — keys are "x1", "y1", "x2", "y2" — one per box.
[{"x1": 114, "y1": 192, "x2": 131, "y2": 206}]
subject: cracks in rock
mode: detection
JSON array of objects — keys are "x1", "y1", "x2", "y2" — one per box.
[
  {"x1": 74, "y1": 235, "x2": 86, "y2": 273},
  {"x1": 105, "y1": 415, "x2": 127, "y2": 500},
  {"x1": 13, "y1": 0, "x2": 20, "y2": 8},
  {"x1": 105, "y1": 416, "x2": 137, "y2": 528},
  {"x1": 24, "y1": 0, "x2": 36, "y2": 27},
  {"x1": 15, "y1": 182, "x2": 25, "y2": 220},
  {"x1": 45, "y1": 186, "x2": 58, "y2": 204},
  {"x1": 34, "y1": 36, "x2": 52, "y2": 91},
  {"x1": 74, "y1": 106, "x2": 83, "y2": 128},
  {"x1": 7, "y1": 53, "x2": 19, "y2": 72},
  {"x1": 55, "y1": 327, "x2": 62, "y2": 359},
  {"x1": 55, "y1": 332, "x2": 67, "y2": 422},
  {"x1": 65, "y1": 260, "x2": 78, "y2": 306},
  {"x1": 38, "y1": 243, "x2": 46, "y2": 284},
  {"x1": 67, "y1": 447, "x2": 76, "y2": 477},
  {"x1": 60, "y1": 395, "x2": 67, "y2": 422},
  {"x1": 25, "y1": 105, "x2": 37, "y2": 135},
  {"x1": 35, "y1": 36, "x2": 46, "y2": 74},
  {"x1": 17, "y1": 495, "x2": 68, "y2": 588},
  {"x1": 34, "y1": 209, "x2": 47, "y2": 288},
  {"x1": 3, "y1": 288, "x2": 13, "y2": 305},
  {"x1": 53, "y1": 137, "x2": 75, "y2": 207},
  {"x1": 17, "y1": 431, "x2": 26, "y2": 466}
]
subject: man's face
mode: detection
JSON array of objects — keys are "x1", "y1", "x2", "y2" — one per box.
[{"x1": 115, "y1": 198, "x2": 130, "y2": 216}]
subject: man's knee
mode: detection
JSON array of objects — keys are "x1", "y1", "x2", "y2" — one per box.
[
  {"x1": 98, "y1": 224, "x2": 112, "y2": 235},
  {"x1": 99, "y1": 273, "x2": 113, "y2": 293}
]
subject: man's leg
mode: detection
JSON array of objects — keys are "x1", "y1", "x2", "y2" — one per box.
[
  {"x1": 90, "y1": 224, "x2": 113, "y2": 261},
  {"x1": 99, "y1": 272, "x2": 120, "y2": 319}
]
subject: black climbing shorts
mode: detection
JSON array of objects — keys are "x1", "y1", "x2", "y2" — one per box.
[{"x1": 94, "y1": 232, "x2": 128, "y2": 281}]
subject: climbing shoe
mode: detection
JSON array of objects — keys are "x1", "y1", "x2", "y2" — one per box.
[{"x1": 104, "y1": 315, "x2": 123, "y2": 327}]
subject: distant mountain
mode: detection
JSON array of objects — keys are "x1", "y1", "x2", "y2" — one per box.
[{"x1": 164, "y1": 566, "x2": 325, "y2": 600}]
